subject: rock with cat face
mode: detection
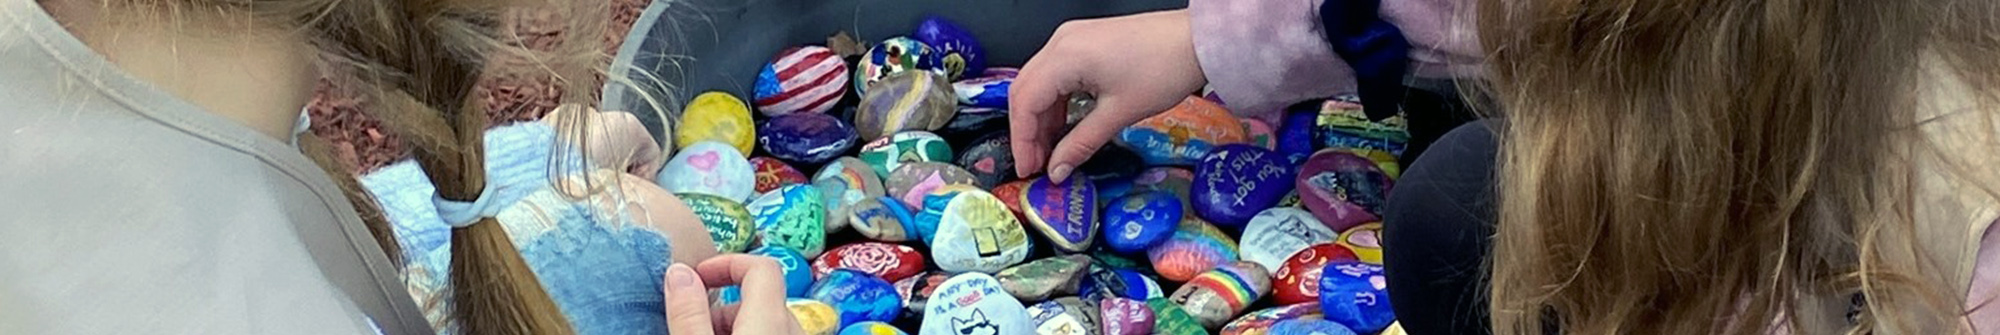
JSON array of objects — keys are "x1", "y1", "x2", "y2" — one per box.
[
  {"x1": 657, "y1": 141, "x2": 756, "y2": 203},
  {"x1": 921, "y1": 272, "x2": 1034, "y2": 335},
  {"x1": 1239, "y1": 208, "x2": 1338, "y2": 271}
]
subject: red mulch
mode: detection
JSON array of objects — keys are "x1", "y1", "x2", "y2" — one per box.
[{"x1": 306, "y1": 0, "x2": 651, "y2": 173}]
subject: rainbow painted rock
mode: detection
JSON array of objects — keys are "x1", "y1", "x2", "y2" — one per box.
[
  {"x1": 1028, "y1": 297, "x2": 1101, "y2": 335},
  {"x1": 788, "y1": 298, "x2": 842, "y2": 335},
  {"x1": 751, "y1": 157, "x2": 810, "y2": 194},
  {"x1": 1082, "y1": 267, "x2": 1165, "y2": 301},
  {"x1": 748, "y1": 184, "x2": 827, "y2": 257},
  {"x1": 676, "y1": 91, "x2": 757, "y2": 154},
  {"x1": 1114, "y1": 96, "x2": 1250, "y2": 166},
  {"x1": 931, "y1": 190, "x2": 1032, "y2": 273},
  {"x1": 760, "y1": 112, "x2": 860, "y2": 165},
  {"x1": 1240, "y1": 208, "x2": 1338, "y2": 271},
  {"x1": 1243, "y1": 118, "x2": 1277, "y2": 149},
  {"x1": 814, "y1": 242, "x2": 925, "y2": 282},
  {"x1": 850, "y1": 196, "x2": 919, "y2": 242},
  {"x1": 886, "y1": 162, "x2": 980, "y2": 209},
  {"x1": 956, "y1": 133, "x2": 1015, "y2": 188},
  {"x1": 1021, "y1": 176, "x2": 1099, "y2": 253},
  {"x1": 840, "y1": 321, "x2": 910, "y2": 335},
  {"x1": 860, "y1": 130, "x2": 954, "y2": 179},
  {"x1": 856, "y1": 71, "x2": 958, "y2": 141},
  {"x1": 913, "y1": 16, "x2": 988, "y2": 79},
  {"x1": 1220, "y1": 303, "x2": 1327, "y2": 335},
  {"x1": 1148, "y1": 218, "x2": 1239, "y2": 282},
  {"x1": 952, "y1": 68, "x2": 1014, "y2": 108},
  {"x1": 810, "y1": 269, "x2": 904, "y2": 328},
  {"x1": 1100, "y1": 191, "x2": 1181, "y2": 254},
  {"x1": 1313, "y1": 98, "x2": 1409, "y2": 156},
  {"x1": 1273, "y1": 243, "x2": 1360, "y2": 305},
  {"x1": 920, "y1": 273, "x2": 1034, "y2": 335},
  {"x1": 897, "y1": 271, "x2": 954, "y2": 320},
  {"x1": 1268, "y1": 319, "x2": 1355, "y2": 335},
  {"x1": 1192, "y1": 144, "x2": 1297, "y2": 229},
  {"x1": 1098, "y1": 297, "x2": 1155, "y2": 335},
  {"x1": 678, "y1": 193, "x2": 756, "y2": 253},
  {"x1": 996, "y1": 254, "x2": 1091, "y2": 302},
  {"x1": 754, "y1": 46, "x2": 849, "y2": 115},
  {"x1": 1276, "y1": 108, "x2": 1321, "y2": 164},
  {"x1": 1317, "y1": 261, "x2": 1394, "y2": 333},
  {"x1": 1297, "y1": 150, "x2": 1395, "y2": 232},
  {"x1": 1147, "y1": 298, "x2": 1207, "y2": 335},
  {"x1": 1337, "y1": 223, "x2": 1384, "y2": 264},
  {"x1": 856, "y1": 37, "x2": 945, "y2": 95},
  {"x1": 658, "y1": 141, "x2": 756, "y2": 202},
  {"x1": 815, "y1": 157, "x2": 887, "y2": 233},
  {"x1": 1170, "y1": 261, "x2": 1273, "y2": 329},
  {"x1": 753, "y1": 245, "x2": 816, "y2": 297}
]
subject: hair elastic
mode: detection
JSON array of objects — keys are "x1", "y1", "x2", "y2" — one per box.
[{"x1": 433, "y1": 183, "x2": 504, "y2": 228}]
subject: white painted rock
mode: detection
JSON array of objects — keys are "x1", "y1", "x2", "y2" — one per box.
[
  {"x1": 931, "y1": 190, "x2": 1033, "y2": 273},
  {"x1": 1239, "y1": 207, "x2": 1339, "y2": 271},
  {"x1": 657, "y1": 141, "x2": 756, "y2": 202},
  {"x1": 921, "y1": 272, "x2": 1035, "y2": 335}
]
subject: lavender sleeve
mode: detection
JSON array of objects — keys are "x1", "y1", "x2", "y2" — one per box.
[{"x1": 1190, "y1": 0, "x2": 1482, "y2": 121}]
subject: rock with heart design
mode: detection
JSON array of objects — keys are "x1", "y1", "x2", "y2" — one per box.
[
  {"x1": 856, "y1": 71, "x2": 958, "y2": 141},
  {"x1": 789, "y1": 298, "x2": 842, "y2": 335},
  {"x1": 676, "y1": 92, "x2": 757, "y2": 154},
  {"x1": 1100, "y1": 191, "x2": 1181, "y2": 254},
  {"x1": 753, "y1": 245, "x2": 816, "y2": 297},
  {"x1": 1338, "y1": 223, "x2": 1384, "y2": 264},
  {"x1": 1080, "y1": 266, "x2": 1165, "y2": 301},
  {"x1": 1220, "y1": 303, "x2": 1328, "y2": 335},
  {"x1": 1297, "y1": 150, "x2": 1395, "y2": 232},
  {"x1": 886, "y1": 161, "x2": 980, "y2": 209},
  {"x1": 1192, "y1": 144, "x2": 1298, "y2": 230},
  {"x1": 920, "y1": 272, "x2": 1034, "y2": 335},
  {"x1": 748, "y1": 184, "x2": 827, "y2": 257},
  {"x1": 840, "y1": 321, "x2": 910, "y2": 335},
  {"x1": 816, "y1": 157, "x2": 886, "y2": 233},
  {"x1": 953, "y1": 68, "x2": 1013, "y2": 108},
  {"x1": 658, "y1": 141, "x2": 756, "y2": 203},
  {"x1": 860, "y1": 130, "x2": 954, "y2": 179},
  {"x1": 1170, "y1": 261, "x2": 1273, "y2": 329},
  {"x1": 850, "y1": 196, "x2": 920, "y2": 242},
  {"x1": 1243, "y1": 118, "x2": 1277, "y2": 150},
  {"x1": 1020, "y1": 176, "x2": 1099, "y2": 252},
  {"x1": 754, "y1": 46, "x2": 849, "y2": 116},
  {"x1": 1147, "y1": 298, "x2": 1206, "y2": 335},
  {"x1": 811, "y1": 269, "x2": 904, "y2": 328},
  {"x1": 677, "y1": 193, "x2": 756, "y2": 253},
  {"x1": 996, "y1": 254, "x2": 1091, "y2": 303},
  {"x1": 856, "y1": 37, "x2": 946, "y2": 95},
  {"x1": 751, "y1": 157, "x2": 810, "y2": 194},
  {"x1": 760, "y1": 113, "x2": 860, "y2": 165},
  {"x1": 1028, "y1": 297, "x2": 1101, "y2": 335},
  {"x1": 1273, "y1": 243, "x2": 1360, "y2": 305},
  {"x1": 1268, "y1": 319, "x2": 1356, "y2": 335},
  {"x1": 1098, "y1": 297, "x2": 1154, "y2": 335},
  {"x1": 1313, "y1": 97, "x2": 1409, "y2": 158},
  {"x1": 1240, "y1": 208, "x2": 1339, "y2": 271},
  {"x1": 930, "y1": 190, "x2": 1032, "y2": 274},
  {"x1": 897, "y1": 271, "x2": 953, "y2": 320},
  {"x1": 1113, "y1": 96, "x2": 1250, "y2": 166},
  {"x1": 913, "y1": 16, "x2": 987, "y2": 80},
  {"x1": 1148, "y1": 218, "x2": 1240, "y2": 282},
  {"x1": 813, "y1": 242, "x2": 925, "y2": 282},
  {"x1": 1317, "y1": 260, "x2": 1394, "y2": 333},
  {"x1": 956, "y1": 133, "x2": 1015, "y2": 188},
  {"x1": 1277, "y1": 108, "x2": 1320, "y2": 165}
]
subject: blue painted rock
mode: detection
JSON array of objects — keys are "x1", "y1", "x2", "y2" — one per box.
[
  {"x1": 1148, "y1": 218, "x2": 1239, "y2": 282},
  {"x1": 751, "y1": 156, "x2": 810, "y2": 194},
  {"x1": 676, "y1": 92, "x2": 756, "y2": 154},
  {"x1": 1082, "y1": 267, "x2": 1164, "y2": 301},
  {"x1": 856, "y1": 71, "x2": 958, "y2": 141},
  {"x1": 841, "y1": 322, "x2": 910, "y2": 335},
  {"x1": 754, "y1": 46, "x2": 849, "y2": 115},
  {"x1": 815, "y1": 157, "x2": 887, "y2": 233},
  {"x1": 1113, "y1": 96, "x2": 1249, "y2": 166},
  {"x1": 716, "y1": 285, "x2": 742, "y2": 306},
  {"x1": 789, "y1": 298, "x2": 842, "y2": 335},
  {"x1": 678, "y1": 193, "x2": 756, "y2": 253},
  {"x1": 1131, "y1": 167, "x2": 1197, "y2": 201},
  {"x1": 920, "y1": 272, "x2": 1034, "y2": 335},
  {"x1": 810, "y1": 269, "x2": 904, "y2": 328},
  {"x1": 1277, "y1": 108, "x2": 1321, "y2": 164},
  {"x1": 1020, "y1": 176, "x2": 1099, "y2": 253},
  {"x1": 748, "y1": 184, "x2": 827, "y2": 257},
  {"x1": 1170, "y1": 261, "x2": 1273, "y2": 328},
  {"x1": 1317, "y1": 261, "x2": 1395, "y2": 333},
  {"x1": 887, "y1": 162, "x2": 980, "y2": 209},
  {"x1": 752, "y1": 245, "x2": 816, "y2": 297},
  {"x1": 1336, "y1": 222, "x2": 1384, "y2": 264},
  {"x1": 1027, "y1": 297, "x2": 1101, "y2": 335},
  {"x1": 1093, "y1": 176, "x2": 1136, "y2": 207},
  {"x1": 1268, "y1": 319, "x2": 1356, "y2": 335},
  {"x1": 658, "y1": 141, "x2": 756, "y2": 202},
  {"x1": 1313, "y1": 97, "x2": 1409, "y2": 157},
  {"x1": 1192, "y1": 144, "x2": 1297, "y2": 229},
  {"x1": 1147, "y1": 298, "x2": 1206, "y2": 335},
  {"x1": 1297, "y1": 150, "x2": 1394, "y2": 232},
  {"x1": 1098, "y1": 297, "x2": 1154, "y2": 335},
  {"x1": 913, "y1": 16, "x2": 988, "y2": 80},
  {"x1": 1240, "y1": 208, "x2": 1338, "y2": 271},
  {"x1": 856, "y1": 37, "x2": 945, "y2": 95},
  {"x1": 1100, "y1": 191, "x2": 1181, "y2": 254},
  {"x1": 1274, "y1": 244, "x2": 1359, "y2": 305},
  {"x1": 944, "y1": 106, "x2": 1009, "y2": 134},
  {"x1": 859, "y1": 130, "x2": 954, "y2": 179},
  {"x1": 996, "y1": 254, "x2": 1091, "y2": 302},
  {"x1": 952, "y1": 68, "x2": 1013, "y2": 108},
  {"x1": 813, "y1": 242, "x2": 925, "y2": 282},
  {"x1": 897, "y1": 271, "x2": 954, "y2": 320},
  {"x1": 1220, "y1": 303, "x2": 1327, "y2": 335},
  {"x1": 760, "y1": 113, "x2": 860, "y2": 165},
  {"x1": 850, "y1": 196, "x2": 919, "y2": 242},
  {"x1": 956, "y1": 133, "x2": 1015, "y2": 188},
  {"x1": 932, "y1": 190, "x2": 1033, "y2": 273}
]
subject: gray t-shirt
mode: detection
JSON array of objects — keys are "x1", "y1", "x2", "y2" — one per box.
[{"x1": 0, "y1": 0, "x2": 431, "y2": 333}]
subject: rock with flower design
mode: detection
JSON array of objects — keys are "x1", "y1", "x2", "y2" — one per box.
[
  {"x1": 813, "y1": 242, "x2": 925, "y2": 282},
  {"x1": 1113, "y1": 96, "x2": 1249, "y2": 166}
]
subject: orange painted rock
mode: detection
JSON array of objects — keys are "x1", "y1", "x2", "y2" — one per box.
[{"x1": 1114, "y1": 96, "x2": 1251, "y2": 166}]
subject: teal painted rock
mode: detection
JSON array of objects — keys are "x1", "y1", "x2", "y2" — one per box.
[
  {"x1": 996, "y1": 255, "x2": 1092, "y2": 302},
  {"x1": 859, "y1": 130, "x2": 954, "y2": 179},
  {"x1": 749, "y1": 184, "x2": 827, "y2": 257},
  {"x1": 815, "y1": 157, "x2": 887, "y2": 234},
  {"x1": 1148, "y1": 297, "x2": 1207, "y2": 335},
  {"x1": 678, "y1": 193, "x2": 757, "y2": 253}
]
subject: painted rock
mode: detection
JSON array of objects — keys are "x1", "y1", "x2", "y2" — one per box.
[
  {"x1": 678, "y1": 193, "x2": 756, "y2": 253},
  {"x1": 810, "y1": 269, "x2": 904, "y2": 328},
  {"x1": 1088, "y1": 251, "x2": 1151, "y2": 273},
  {"x1": 1240, "y1": 208, "x2": 1338, "y2": 271},
  {"x1": 897, "y1": 271, "x2": 954, "y2": 320},
  {"x1": 1276, "y1": 190, "x2": 1303, "y2": 208},
  {"x1": 1148, "y1": 218, "x2": 1240, "y2": 282},
  {"x1": 1192, "y1": 144, "x2": 1297, "y2": 230},
  {"x1": 912, "y1": 16, "x2": 988, "y2": 79},
  {"x1": 1093, "y1": 176, "x2": 1136, "y2": 207},
  {"x1": 1243, "y1": 119, "x2": 1277, "y2": 150},
  {"x1": 855, "y1": 37, "x2": 945, "y2": 95},
  {"x1": 1082, "y1": 267, "x2": 1165, "y2": 301},
  {"x1": 996, "y1": 255, "x2": 1091, "y2": 302},
  {"x1": 1147, "y1": 298, "x2": 1207, "y2": 335},
  {"x1": 886, "y1": 162, "x2": 980, "y2": 209},
  {"x1": 1098, "y1": 297, "x2": 1155, "y2": 335},
  {"x1": 910, "y1": 190, "x2": 962, "y2": 246},
  {"x1": 841, "y1": 321, "x2": 910, "y2": 335},
  {"x1": 1382, "y1": 322, "x2": 1407, "y2": 335},
  {"x1": 1100, "y1": 191, "x2": 1182, "y2": 254},
  {"x1": 1314, "y1": 98, "x2": 1409, "y2": 157},
  {"x1": 1333, "y1": 147, "x2": 1402, "y2": 179},
  {"x1": 944, "y1": 106, "x2": 1010, "y2": 134},
  {"x1": 931, "y1": 190, "x2": 1032, "y2": 273},
  {"x1": 813, "y1": 242, "x2": 925, "y2": 282},
  {"x1": 658, "y1": 141, "x2": 756, "y2": 203},
  {"x1": 851, "y1": 196, "x2": 920, "y2": 242},
  {"x1": 816, "y1": 157, "x2": 887, "y2": 233},
  {"x1": 716, "y1": 285, "x2": 742, "y2": 306},
  {"x1": 1337, "y1": 223, "x2": 1384, "y2": 264},
  {"x1": 748, "y1": 184, "x2": 828, "y2": 257},
  {"x1": 1113, "y1": 96, "x2": 1249, "y2": 166},
  {"x1": 952, "y1": 69, "x2": 1013, "y2": 108},
  {"x1": 1020, "y1": 176, "x2": 1099, "y2": 253},
  {"x1": 760, "y1": 113, "x2": 861, "y2": 165},
  {"x1": 1317, "y1": 261, "x2": 1394, "y2": 333},
  {"x1": 1297, "y1": 150, "x2": 1394, "y2": 232},
  {"x1": 856, "y1": 71, "x2": 958, "y2": 141},
  {"x1": 992, "y1": 180, "x2": 1032, "y2": 220},
  {"x1": 752, "y1": 245, "x2": 816, "y2": 297},
  {"x1": 956, "y1": 133, "x2": 1015, "y2": 188},
  {"x1": 920, "y1": 273, "x2": 1034, "y2": 335},
  {"x1": 1170, "y1": 261, "x2": 1273, "y2": 329},
  {"x1": 860, "y1": 130, "x2": 955, "y2": 179},
  {"x1": 1220, "y1": 303, "x2": 1326, "y2": 335},
  {"x1": 1027, "y1": 297, "x2": 1101, "y2": 335},
  {"x1": 1268, "y1": 319, "x2": 1355, "y2": 335},
  {"x1": 789, "y1": 298, "x2": 842, "y2": 335},
  {"x1": 754, "y1": 45, "x2": 849, "y2": 115},
  {"x1": 751, "y1": 157, "x2": 810, "y2": 194},
  {"x1": 1276, "y1": 108, "x2": 1320, "y2": 164},
  {"x1": 1078, "y1": 145, "x2": 1145, "y2": 185},
  {"x1": 676, "y1": 92, "x2": 757, "y2": 154},
  {"x1": 1131, "y1": 167, "x2": 1197, "y2": 202},
  {"x1": 1273, "y1": 243, "x2": 1360, "y2": 305}
]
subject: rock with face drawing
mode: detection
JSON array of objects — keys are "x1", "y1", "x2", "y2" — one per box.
[{"x1": 920, "y1": 272, "x2": 1034, "y2": 335}]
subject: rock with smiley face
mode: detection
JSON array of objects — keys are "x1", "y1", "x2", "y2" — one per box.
[{"x1": 1191, "y1": 144, "x2": 1298, "y2": 230}]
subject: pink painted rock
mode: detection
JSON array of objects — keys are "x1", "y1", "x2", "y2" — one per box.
[
  {"x1": 812, "y1": 242, "x2": 925, "y2": 282},
  {"x1": 1098, "y1": 297, "x2": 1155, "y2": 335},
  {"x1": 1296, "y1": 149, "x2": 1394, "y2": 232}
]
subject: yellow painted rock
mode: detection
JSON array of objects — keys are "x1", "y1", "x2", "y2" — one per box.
[{"x1": 676, "y1": 91, "x2": 756, "y2": 154}]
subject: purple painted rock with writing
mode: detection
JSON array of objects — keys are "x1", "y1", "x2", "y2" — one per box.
[
  {"x1": 1192, "y1": 145, "x2": 1298, "y2": 230},
  {"x1": 1020, "y1": 176, "x2": 1099, "y2": 253},
  {"x1": 1098, "y1": 297, "x2": 1154, "y2": 335}
]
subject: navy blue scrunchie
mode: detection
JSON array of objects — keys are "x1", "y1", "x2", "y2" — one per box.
[{"x1": 1321, "y1": 0, "x2": 1412, "y2": 121}]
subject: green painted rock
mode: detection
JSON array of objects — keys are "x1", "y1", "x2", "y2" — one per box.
[
  {"x1": 859, "y1": 130, "x2": 954, "y2": 179},
  {"x1": 749, "y1": 184, "x2": 828, "y2": 257},
  {"x1": 997, "y1": 255, "x2": 1092, "y2": 302},
  {"x1": 1149, "y1": 297, "x2": 1209, "y2": 335},
  {"x1": 678, "y1": 193, "x2": 756, "y2": 253}
]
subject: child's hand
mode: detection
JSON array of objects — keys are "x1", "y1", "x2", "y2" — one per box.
[
  {"x1": 1010, "y1": 9, "x2": 1206, "y2": 182},
  {"x1": 662, "y1": 255, "x2": 807, "y2": 335}
]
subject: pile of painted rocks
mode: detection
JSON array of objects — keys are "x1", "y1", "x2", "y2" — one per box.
[{"x1": 654, "y1": 15, "x2": 1413, "y2": 335}]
